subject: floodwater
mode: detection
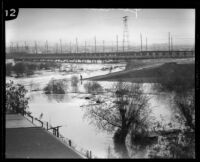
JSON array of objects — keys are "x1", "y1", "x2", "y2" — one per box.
[{"x1": 6, "y1": 62, "x2": 176, "y2": 158}]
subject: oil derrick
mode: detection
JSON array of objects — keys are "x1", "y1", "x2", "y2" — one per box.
[{"x1": 122, "y1": 16, "x2": 129, "y2": 52}]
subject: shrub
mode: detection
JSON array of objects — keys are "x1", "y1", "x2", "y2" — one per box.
[
  {"x1": 6, "y1": 81, "x2": 29, "y2": 114},
  {"x1": 6, "y1": 63, "x2": 13, "y2": 76},
  {"x1": 13, "y1": 62, "x2": 27, "y2": 76},
  {"x1": 43, "y1": 78, "x2": 67, "y2": 94},
  {"x1": 71, "y1": 75, "x2": 79, "y2": 87},
  {"x1": 84, "y1": 81, "x2": 103, "y2": 94},
  {"x1": 71, "y1": 75, "x2": 79, "y2": 92}
]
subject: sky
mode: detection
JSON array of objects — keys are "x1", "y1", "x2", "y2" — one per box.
[{"x1": 5, "y1": 9, "x2": 195, "y2": 46}]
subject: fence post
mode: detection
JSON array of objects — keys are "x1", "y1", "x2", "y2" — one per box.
[
  {"x1": 57, "y1": 127, "x2": 59, "y2": 137},
  {"x1": 90, "y1": 151, "x2": 92, "y2": 159},
  {"x1": 86, "y1": 150, "x2": 90, "y2": 158},
  {"x1": 47, "y1": 122, "x2": 48, "y2": 130},
  {"x1": 69, "y1": 140, "x2": 72, "y2": 147}
]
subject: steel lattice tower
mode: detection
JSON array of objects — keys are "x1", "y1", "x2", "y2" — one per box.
[{"x1": 122, "y1": 16, "x2": 129, "y2": 52}]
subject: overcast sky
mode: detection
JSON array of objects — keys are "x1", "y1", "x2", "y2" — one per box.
[{"x1": 6, "y1": 8, "x2": 195, "y2": 46}]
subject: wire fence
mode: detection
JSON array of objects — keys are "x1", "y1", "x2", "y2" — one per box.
[{"x1": 23, "y1": 111, "x2": 95, "y2": 159}]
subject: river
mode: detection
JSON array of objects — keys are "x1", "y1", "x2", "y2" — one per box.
[{"x1": 6, "y1": 61, "x2": 176, "y2": 158}]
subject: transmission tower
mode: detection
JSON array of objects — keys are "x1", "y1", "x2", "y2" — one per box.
[{"x1": 122, "y1": 16, "x2": 129, "y2": 52}]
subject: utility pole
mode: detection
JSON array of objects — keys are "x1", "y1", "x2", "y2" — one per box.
[
  {"x1": 35, "y1": 41, "x2": 38, "y2": 54},
  {"x1": 146, "y1": 37, "x2": 148, "y2": 51},
  {"x1": 94, "y1": 36, "x2": 96, "y2": 53},
  {"x1": 24, "y1": 41, "x2": 26, "y2": 51},
  {"x1": 103, "y1": 40, "x2": 105, "y2": 53},
  {"x1": 69, "y1": 42, "x2": 71, "y2": 53},
  {"x1": 10, "y1": 42, "x2": 13, "y2": 53},
  {"x1": 60, "y1": 39, "x2": 62, "y2": 54},
  {"x1": 16, "y1": 43, "x2": 19, "y2": 53},
  {"x1": 55, "y1": 43, "x2": 58, "y2": 53},
  {"x1": 85, "y1": 41, "x2": 87, "y2": 53},
  {"x1": 171, "y1": 36, "x2": 173, "y2": 51},
  {"x1": 122, "y1": 16, "x2": 129, "y2": 52},
  {"x1": 140, "y1": 33, "x2": 143, "y2": 51},
  {"x1": 112, "y1": 42, "x2": 113, "y2": 52},
  {"x1": 45, "y1": 40, "x2": 48, "y2": 53},
  {"x1": 76, "y1": 37, "x2": 78, "y2": 53},
  {"x1": 116, "y1": 35, "x2": 118, "y2": 52},
  {"x1": 168, "y1": 32, "x2": 171, "y2": 52}
]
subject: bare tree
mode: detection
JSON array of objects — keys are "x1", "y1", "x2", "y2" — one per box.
[{"x1": 83, "y1": 82, "x2": 151, "y2": 158}]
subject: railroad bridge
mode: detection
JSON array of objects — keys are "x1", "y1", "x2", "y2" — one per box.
[{"x1": 6, "y1": 50, "x2": 195, "y2": 63}]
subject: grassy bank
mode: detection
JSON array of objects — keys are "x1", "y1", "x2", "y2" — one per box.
[{"x1": 86, "y1": 62, "x2": 195, "y2": 83}]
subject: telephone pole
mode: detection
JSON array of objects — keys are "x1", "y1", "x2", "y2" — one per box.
[
  {"x1": 10, "y1": 42, "x2": 13, "y2": 53},
  {"x1": 85, "y1": 41, "x2": 87, "y2": 53},
  {"x1": 60, "y1": 39, "x2": 62, "y2": 53},
  {"x1": 171, "y1": 36, "x2": 173, "y2": 51},
  {"x1": 69, "y1": 42, "x2": 71, "y2": 53},
  {"x1": 24, "y1": 41, "x2": 26, "y2": 51},
  {"x1": 103, "y1": 40, "x2": 105, "y2": 53},
  {"x1": 45, "y1": 40, "x2": 48, "y2": 53},
  {"x1": 35, "y1": 41, "x2": 37, "y2": 54},
  {"x1": 116, "y1": 35, "x2": 118, "y2": 52},
  {"x1": 146, "y1": 37, "x2": 148, "y2": 51},
  {"x1": 55, "y1": 43, "x2": 58, "y2": 53},
  {"x1": 94, "y1": 36, "x2": 96, "y2": 53},
  {"x1": 140, "y1": 33, "x2": 143, "y2": 51},
  {"x1": 76, "y1": 37, "x2": 78, "y2": 53},
  {"x1": 112, "y1": 42, "x2": 113, "y2": 52},
  {"x1": 16, "y1": 43, "x2": 19, "y2": 53},
  {"x1": 168, "y1": 32, "x2": 171, "y2": 52}
]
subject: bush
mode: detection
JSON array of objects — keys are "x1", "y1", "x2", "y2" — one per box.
[
  {"x1": 44, "y1": 78, "x2": 67, "y2": 94},
  {"x1": 6, "y1": 63, "x2": 13, "y2": 76},
  {"x1": 12, "y1": 62, "x2": 37, "y2": 77},
  {"x1": 6, "y1": 81, "x2": 29, "y2": 114},
  {"x1": 27, "y1": 64, "x2": 38, "y2": 71},
  {"x1": 71, "y1": 75, "x2": 79, "y2": 92},
  {"x1": 13, "y1": 62, "x2": 27, "y2": 76},
  {"x1": 71, "y1": 75, "x2": 79, "y2": 87},
  {"x1": 84, "y1": 81, "x2": 103, "y2": 94},
  {"x1": 39, "y1": 62, "x2": 59, "y2": 70}
]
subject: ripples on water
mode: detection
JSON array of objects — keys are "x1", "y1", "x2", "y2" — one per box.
[{"x1": 6, "y1": 62, "x2": 176, "y2": 158}]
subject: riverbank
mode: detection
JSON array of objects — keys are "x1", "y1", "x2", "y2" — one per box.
[
  {"x1": 6, "y1": 113, "x2": 84, "y2": 159},
  {"x1": 85, "y1": 61, "x2": 195, "y2": 83}
]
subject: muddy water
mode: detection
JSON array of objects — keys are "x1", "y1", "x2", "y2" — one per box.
[{"x1": 6, "y1": 62, "x2": 175, "y2": 158}]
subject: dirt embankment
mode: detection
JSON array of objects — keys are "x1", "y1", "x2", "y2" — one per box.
[{"x1": 85, "y1": 60, "x2": 194, "y2": 83}]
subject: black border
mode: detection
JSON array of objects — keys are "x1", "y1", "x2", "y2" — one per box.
[{"x1": 1, "y1": 0, "x2": 200, "y2": 161}]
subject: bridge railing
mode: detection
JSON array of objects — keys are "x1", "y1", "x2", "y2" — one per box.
[{"x1": 6, "y1": 50, "x2": 195, "y2": 60}]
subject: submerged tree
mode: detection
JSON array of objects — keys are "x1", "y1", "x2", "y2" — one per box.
[
  {"x1": 6, "y1": 81, "x2": 29, "y2": 114},
  {"x1": 71, "y1": 75, "x2": 79, "y2": 92},
  {"x1": 43, "y1": 78, "x2": 68, "y2": 94},
  {"x1": 84, "y1": 81, "x2": 103, "y2": 94},
  {"x1": 83, "y1": 82, "x2": 150, "y2": 158}
]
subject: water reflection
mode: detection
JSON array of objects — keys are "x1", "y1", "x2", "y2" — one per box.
[
  {"x1": 6, "y1": 62, "x2": 184, "y2": 158},
  {"x1": 82, "y1": 82, "x2": 154, "y2": 158},
  {"x1": 46, "y1": 94, "x2": 69, "y2": 103}
]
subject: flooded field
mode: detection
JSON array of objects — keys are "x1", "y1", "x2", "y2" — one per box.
[{"x1": 6, "y1": 61, "x2": 180, "y2": 158}]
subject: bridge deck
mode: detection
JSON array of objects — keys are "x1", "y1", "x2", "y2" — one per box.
[{"x1": 6, "y1": 51, "x2": 195, "y2": 61}]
